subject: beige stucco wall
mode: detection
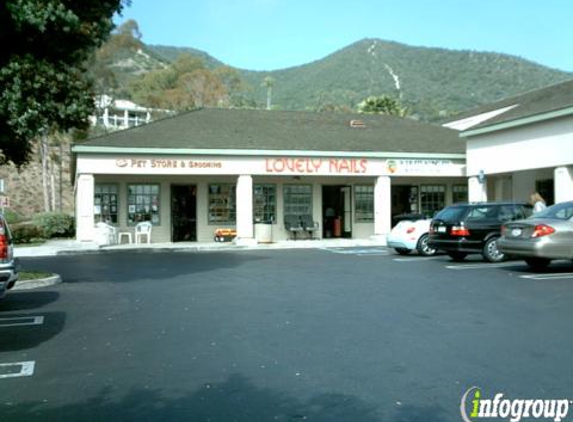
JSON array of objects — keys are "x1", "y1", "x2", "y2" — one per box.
[{"x1": 92, "y1": 174, "x2": 467, "y2": 243}]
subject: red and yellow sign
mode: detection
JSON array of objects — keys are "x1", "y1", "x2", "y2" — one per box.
[{"x1": 265, "y1": 158, "x2": 368, "y2": 174}]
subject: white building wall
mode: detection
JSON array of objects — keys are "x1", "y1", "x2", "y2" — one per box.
[
  {"x1": 312, "y1": 182, "x2": 323, "y2": 236},
  {"x1": 466, "y1": 117, "x2": 573, "y2": 176},
  {"x1": 235, "y1": 175, "x2": 255, "y2": 244},
  {"x1": 196, "y1": 182, "x2": 209, "y2": 242},
  {"x1": 75, "y1": 174, "x2": 95, "y2": 241},
  {"x1": 512, "y1": 171, "x2": 537, "y2": 203},
  {"x1": 554, "y1": 166, "x2": 573, "y2": 203},
  {"x1": 511, "y1": 168, "x2": 553, "y2": 203}
]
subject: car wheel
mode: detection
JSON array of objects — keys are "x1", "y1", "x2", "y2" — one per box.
[
  {"x1": 525, "y1": 257, "x2": 551, "y2": 271},
  {"x1": 447, "y1": 251, "x2": 467, "y2": 262},
  {"x1": 482, "y1": 237, "x2": 505, "y2": 263},
  {"x1": 416, "y1": 234, "x2": 436, "y2": 256},
  {"x1": 7, "y1": 280, "x2": 15, "y2": 290},
  {"x1": 394, "y1": 248, "x2": 412, "y2": 255}
]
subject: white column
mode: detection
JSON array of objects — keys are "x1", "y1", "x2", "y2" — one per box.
[
  {"x1": 235, "y1": 175, "x2": 257, "y2": 246},
  {"x1": 103, "y1": 107, "x2": 109, "y2": 127},
  {"x1": 468, "y1": 176, "x2": 487, "y2": 202},
  {"x1": 371, "y1": 176, "x2": 391, "y2": 242},
  {"x1": 494, "y1": 177, "x2": 502, "y2": 202},
  {"x1": 554, "y1": 166, "x2": 573, "y2": 203},
  {"x1": 124, "y1": 109, "x2": 129, "y2": 128},
  {"x1": 75, "y1": 174, "x2": 95, "y2": 242}
]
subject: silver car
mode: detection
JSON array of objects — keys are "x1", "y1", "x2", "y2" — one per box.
[{"x1": 498, "y1": 201, "x2": 573, "y2": 270}]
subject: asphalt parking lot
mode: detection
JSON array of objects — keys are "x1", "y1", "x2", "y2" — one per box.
[{"x1": 1, "y1": 247, "x2": 573, "y2": 422}]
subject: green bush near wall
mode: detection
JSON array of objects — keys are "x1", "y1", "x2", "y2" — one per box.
[
  {"x1": 2, "y1": 209, "x2": 23, "y2": 224},
  {"x1": 11, "y1": 223, "x2": 46, "y2": 244},
  {"x1": 32, "y1": 212, "x2": 75, "y2": 238}
]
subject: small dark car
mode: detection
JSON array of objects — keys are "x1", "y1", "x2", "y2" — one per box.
[{"x1": 428, "y1": 202, "x2": 533, "y2": 262}]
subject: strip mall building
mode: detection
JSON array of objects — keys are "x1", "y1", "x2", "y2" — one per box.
[
  {"x1": 72, "y1": 109, "x2": 467, "y2": 244},
  {"x1": 72, "y1": 79, "x2": 573, "y2": 244},
  {"x1": 445, "y1": 79, "x2": 573, "y2": 206}
]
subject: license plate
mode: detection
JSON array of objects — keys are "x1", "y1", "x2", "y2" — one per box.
[
  {"x1": 437, "y1": 226, "x2": 446, "y2": 233},
  {"x1": 511, "y1": 228, "x2": 522, "y2": 237}
]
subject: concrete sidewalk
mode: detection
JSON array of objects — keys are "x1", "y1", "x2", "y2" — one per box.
[{"x1": 15, "y1": 237, "x2": 388, "y2": 258}]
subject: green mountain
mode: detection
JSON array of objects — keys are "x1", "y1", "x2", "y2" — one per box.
[
  {"x1": 138, "y1": 38, "x2": 572, "y2": 121},
  {"x1": 146, "y1": 45, "x2": 224, "y2": 69}
]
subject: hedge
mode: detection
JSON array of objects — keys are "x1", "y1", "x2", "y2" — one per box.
[{"x1": 32, "y1": 212, "x2": 75, "y2": 238}]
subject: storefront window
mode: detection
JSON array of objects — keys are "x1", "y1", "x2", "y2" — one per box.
[
  {"x1": 284, "y1": 185, "x2": 312, "y2": 220},
  {"x1": 208, "y1": 184, "x2": 236, "y2": 224},
  {"x1": 95, "y1": 184, "x2": 118, "y2": 224},
  {"x1": 354, "y1": 185, "x2": 374, "y2": 222},
  {"x1": 452, "y1": 184, "x2": 469, "y2": 204},
  {"x1": 420, "y1": 185, "x2": 446, "y2": 217},
  {"x1": 253, "y1": 184, "x2": 276, "y2": 223},
  {"x1": 127, "y1": 184, "x2": 160, "y2": 225}
]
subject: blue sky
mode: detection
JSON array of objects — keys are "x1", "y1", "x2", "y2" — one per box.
[{"x1": 117, "y1": 0, "x2": 573, "y2": 72}]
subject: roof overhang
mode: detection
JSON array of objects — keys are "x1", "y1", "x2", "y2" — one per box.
[
  {"x1": 460, "y1": 106, "x2": 573, "y2": 138},
  {"x1": 72, "y1": 145, "x2": 465, "y2": 160}
]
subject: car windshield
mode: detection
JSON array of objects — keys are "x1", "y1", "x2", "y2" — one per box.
[
  {"x1": 465, "y1": 206, "x2": 500, "y2": 221},
  {"x1": 531, "y1": 202, "x2": 573, "y2": 220},
  {"x1": 434, "y1": 206, "x2": 467, "y2": 222}
]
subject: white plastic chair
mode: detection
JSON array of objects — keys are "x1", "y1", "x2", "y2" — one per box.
[
  {"x1": 135, "y1": 221, "x2": 152, "y2": 244},
  {"x1": 94, "y1": 222, "x2": 118, "y2": 246}
]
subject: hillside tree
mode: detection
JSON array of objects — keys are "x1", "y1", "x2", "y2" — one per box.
[
  {"x1": 0, "y1": 0, "x2": 126, "y2": 167},
  {"x1": 310, "y1": 89, "x2": 359, "y2": 113},
  {"x1": 214, "y1": 66, "x2": 252, "y2": 107},
  {"x1": 130, "y1": 54, "x2": 248, "y2": 111},
  {"x1": 358, "y1": 95, "x2": 408, "y2": 116},
  {"x1": 90, "y1": 19, "x2": 144, "y2": 99}
]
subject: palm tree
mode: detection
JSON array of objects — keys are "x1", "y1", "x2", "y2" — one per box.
[{"x1": 261, "y1": 76, "x2": 275, "y2": 110}]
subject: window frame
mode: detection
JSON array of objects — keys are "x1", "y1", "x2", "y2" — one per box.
[
  {"x1": 127, "y1": 183, "x2": 161, "y2": 226},
  {"x1": 208, "y1": 183, "x2": 237, "y2": 225},
  {"x1": 283, "y1": 184, "x2": 313, "y2": 221},
  {"x1": 253, "y1": 184, "x2": 277, "y2": 224},
  {"x1": 420, "y1": 184, "x2": 446, "y2": 217},
  {"x1": 354, "y1": 185, "x2": 374, "y2": 222},
  {"x1": 94, "y1": 183, "x2": 119, "y2": 225},
  {"x1": 452, "y1": 184, "x2": 469, "y2": 204}
]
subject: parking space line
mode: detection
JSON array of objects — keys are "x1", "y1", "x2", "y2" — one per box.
[
  {"x1": 445, "y1": 262, "x2": 519, "y2": 270},
  {"x1": 0, "y1": 316, "x2": 44, "y2": 328},
  {"x1": 393, "y1": 256, "x2": 444, "y2": 262},
  {"x1": 520, "y1": 273, "x2": 573, "y2": 280},
  {"x1": 322, "y1": 248, "x2": 389, "y2": 255},
  {"x1": 355, "y1": 253, "x2": 389, "y2": 256},
  {"x1": 0, "y1": 361, "x2": 35, "y2": 379}
]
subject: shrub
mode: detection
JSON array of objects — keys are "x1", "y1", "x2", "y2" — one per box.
[
  {"x1": 3, "y1": 209, "x2": 22, "y2": 224},
  {"x1": 11, "y1": 223, "x2": 46, "y2": 244},
  {"x1": 32, "y1": 212, "x2": 75, "y2": 238}
]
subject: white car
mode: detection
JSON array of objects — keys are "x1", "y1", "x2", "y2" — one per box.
[{"x1": 387, "y1": 218, "x2": 436, "y2": 256}]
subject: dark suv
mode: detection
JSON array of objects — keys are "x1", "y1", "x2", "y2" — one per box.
[
  {"x1": 0, "y1": 213, "x2": 19, "y2": 299},
  {"x1": 428, "y1": 202, "x2": 533, "y2": 262}
]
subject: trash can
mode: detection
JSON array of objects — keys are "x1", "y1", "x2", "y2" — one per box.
[
  {"x1": 94, "y1": 222, "x2": 117, "y2": 246},
  {"x1": 254, "y1": 223, "x2": 272, "y2": 243},
  {"x1": 333, "y1": 217, "x2": 342, "y2": 238}
]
